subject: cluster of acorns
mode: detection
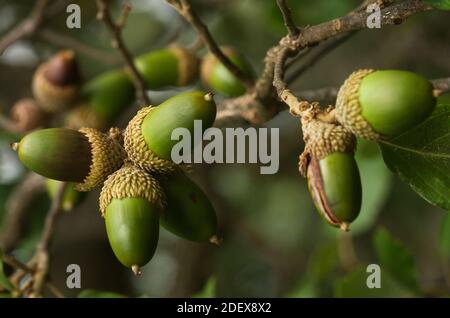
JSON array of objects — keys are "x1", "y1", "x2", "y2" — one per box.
[
  {"x1": 10, "y1": 44, "x2": 253, "y2": 274},
  {"x1": 13, "y1": 91, "x2": 218, "y2": 275},
  {"x1": 303, "y1": 69, "x2": 437, "y2": 231}
]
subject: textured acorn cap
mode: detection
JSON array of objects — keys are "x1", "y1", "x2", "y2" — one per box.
[
  {"x1": 99, "y1": 162, "x2": 166, "y2": 217},
  {"x1": 300, "y1": 117, "x2": 355, "y2": 176},
  {"x1": 10, "y1": 98, "x2": 46, "y2": 132},
  {"x1": 169, "y1": 45, "x2": 200, "y2": 86},
  {"x1": 335, "y1": 69, "x2": 380, "y2": 140},
  {"x1": 32, "y1": 50, "x2": 81, "y2": 113},
  {"x1": 124, "y1": 106, "x2": 181, "y2": 175},
  {"x1": 76, "y1": 127, "x2": 126, "y2": 192},
  {"x1": 64, "y1": 103, "x2": 106, "y2": 130}
]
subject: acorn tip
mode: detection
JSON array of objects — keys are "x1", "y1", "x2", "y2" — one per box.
[
  {"x1": 209, "y1": 235, "x2": 223, "y2": 246},
  {"x1": 340, "y1": 222, "x2": 350, "y2": 232},
  {"x1": 204, "y1": 92, "x2": 214, "y2": 102},
  {"x1": 10, "y1": 142, "x2": 19, "y2": 152},
  {"x1": 131, "y1": 265, "x2": 142, "y2": 276}
]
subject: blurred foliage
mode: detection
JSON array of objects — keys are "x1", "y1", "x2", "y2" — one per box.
[{"x1": 0, "y1": 0, "x2": 449, "y2": 298}]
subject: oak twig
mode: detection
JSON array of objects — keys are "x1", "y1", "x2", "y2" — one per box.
[
  {"x1": 95, "y1": 0, "x2": 150, "y2": 106},
  {"x1": 166, "y1": 0, "x2": 254, "y2": 88}
]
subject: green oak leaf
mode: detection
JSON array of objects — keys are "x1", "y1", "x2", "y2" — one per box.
[
  {"x1": 373, "y1": 227, "x2": 418, "y2": 292},
  {"x1": 423, "y1": 0, "x2": 450, "y2": 10},
  {"x1": 379, "y1": 104, "x2": 450, "y2": 210},
  {"x1": 192, "y1": 277, "x2": 216, "y2": 298}
]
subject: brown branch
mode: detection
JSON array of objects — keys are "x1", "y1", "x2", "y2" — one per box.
[
  {"x1": 0, "y1": 0, "x2": 51, "y2": 55},
  {"x1": 37, "y1": 28, "x2": 121, "y2": 65},
  {"x1": 166, "y1": 0, "x2": 254, "y2": 88},
  {"x1": 95, "y1": 0, "x2": 150, "y2": 106},
  {"x1": 0, "y1": 113, "x2": 20, "y2": 133},
  {"x1": 286, "y1": 32, "x2": 355, "y2": 84},
  {"x1": 32, "y1": 182, "x2": 68, "y2": 296},
  {"x1": 276, "y1": 0, "x2": 300, "y2": 37},
  {"x1": 0, "y1": 173, "x2": 46, "y2": 253}
]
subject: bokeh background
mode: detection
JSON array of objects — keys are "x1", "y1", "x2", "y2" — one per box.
[{"x1": 0, "y1": 0, "x2": 449, "y2": 297}]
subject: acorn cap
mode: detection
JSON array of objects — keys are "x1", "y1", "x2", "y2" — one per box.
[
  {"x1": 32, "y1": 50, "x2": 81, "y2": 113},
  {"x1": 64, "y1": 103, "x2": 106, "y2": 130},
  {"x1": 123, "y1": 106, "x2": 181, "y2": 175},
  {"x1": 335, "y1": 69, "x2": 380, "y2": 140},
  {"x1": 10, "y1": 98, "x2": 46, "y2": 132},
  {"x1": 99, "y1": 162, "x2": 166, "y2": 217},
  {"x1": 75, "y1": 127, "x2": 127, "y2": 192},
  {"x1": 299, "y1": 117, "x2": 356, "y2": 176},
  {"x1": 169, "y1": 45, "x2": 200, "y2": 86}
]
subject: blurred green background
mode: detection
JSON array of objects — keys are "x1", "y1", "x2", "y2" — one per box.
[{"x1": 0, "y1": 0, "x2": 449, "y2": 298}]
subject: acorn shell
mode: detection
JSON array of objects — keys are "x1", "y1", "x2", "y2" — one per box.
[
  {"x1": 105, "y1": 197, "x2": 160, "y2": 269},
  {"x1": 160, "y1": 173, "x2": 218, "y2": 242},
  {"x1": 201, "y1": 47, "x2": 253, "y2": 97},
  {"x1": 307, "y1": 152, "x2": 362, "y2": 231},
  {"x1": 82, "y1": 69, "x2": 135, "y2": 122},
  {"x1": 46, "y1": 179, "x2": 84, "y2": 211},
  {"x1": 124, "y1": 91, "x2": 216, "y2": 174},
  {"x1": 16, "y1": 128, "x2": 92, "y2": 182},
  {"x1": 32, "y1": 50, "x2": 80, "y2": 113},
  {"x1": 134, "y1": 46, "x2": 199, "y2": 88},
  {"x1": 336, "y1": 69, "x2": 436, "y2": 139},
  {"x1": 359, "y1": 70, "x2": 436, "y2": 136}
]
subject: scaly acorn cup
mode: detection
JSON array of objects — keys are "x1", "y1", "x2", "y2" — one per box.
[
  {"x1": 64, "y1": 102, "x2": 107, "y2": 130},
  {"x1": 46, "y1": 179, "x2": 84, "y2": 211},
  {"x1": 335, "y1": 69, "x2": 437, "y2": 140},
  {"x1": 32, "y1": 50, "x2": 81, "y2": 113},
  {"x1": 160, "y1": 172, "x2": 219, "y2": 244},
  {"x1": 124, "y1": 91, "x2": 216, "y2": 175},
  {"x1": 200, "y1": 47, "x2": 254, "y2": 97},
  {"x1": 134, "y1": 46, "x2": 199, "y2": 88},
  {"x1": 301, "y1": 118, "x2": 361, "y2": 231},
  {"x1": 13, "y1": 127, "x2": 126, "y2": 191},
  {"x1": 99, "y1": 163, "x2": 166, "y2": 275},
  {"x1": 10, "y1": 98, "x2": 46, "y2": 132},
  {"x1": 82, "y1": 69, "x2": 135, "y2": 124}
]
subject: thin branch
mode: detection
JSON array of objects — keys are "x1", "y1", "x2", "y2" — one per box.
[
  {"x1": 276, "y1": 0, "x2": 300, "y2": 37},
  {"x1": 32, "y1": 182, "x2": 68, "y2": 296},
  {"x1": 0, "y1": 173, "x2": 46, "y2": 253},
  {"x1": 95, "y1": 0, "x2": 150, "y2": 106},
  {"x1": 286, "y1": 32, "x2": 355, "y2": 84},
  {"x1": 0, "y1": 0, "x2": 51, "y2": 55},
  {"x1": 166, "y1": 0, "x2": 254, "y2": 88},
  {"x1": 37, "y1": 28, "x2": 121, "y2": 65}
]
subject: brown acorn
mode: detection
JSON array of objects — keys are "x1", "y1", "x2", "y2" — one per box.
[
  {"x1": 32, "y1": 50, "x2": 81, "y2": 113},
  {"x1": 10, "y1": 98, "x2": 46, "y2": 132}
]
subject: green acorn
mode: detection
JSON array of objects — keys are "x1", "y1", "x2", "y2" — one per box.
[
  {"x1": 335, "y1": 69, "x2": 437, "y2": 140},
  {"x1": 13, "y1": 127, "x2": 126, "y2": 191},
  {"x1": 301, "y1": 118, "x2": 361, "y2": 231},
  {"x1": 32, "y1": 50, "x2": 81, "y2": 113},
  {"x1": 46, "y1": 179, "x2": 84, "y2": 211},
  {"x1": 82, "y1": 69, "x2": 135, "y2": 123},
  {"x1": 201, "y1": 47, "x2": 253, "y2": 97},
  {"x1": 134, "y1": 46, "x2": 199, "y2": 89},
  {"x1": 99, "y1": 163, "x2": 166, "y2": 275},
  {"x1": 124, "y1": 91, "x2": 216, "y2": 174},
  {"x1": 160, "y1": 172, "x2": 219, "y2": 244}
]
